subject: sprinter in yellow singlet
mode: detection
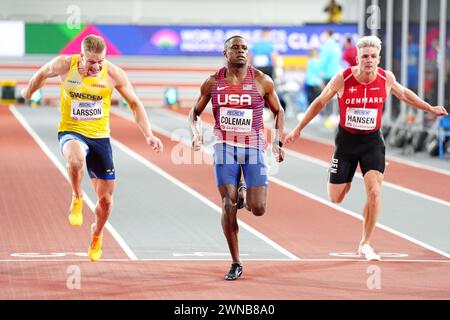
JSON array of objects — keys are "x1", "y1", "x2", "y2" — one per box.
[{"x1": 22, "y1": 35, "x2": 163, "y2": 261}]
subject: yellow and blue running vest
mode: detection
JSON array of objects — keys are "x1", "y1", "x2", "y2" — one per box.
[{"x1": 58, "y1": 54, "x2": 112, "y2": 138}]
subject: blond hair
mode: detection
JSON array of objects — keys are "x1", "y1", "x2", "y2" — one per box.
[
  {"x1": 356, "y1": 36, "x2": 382, "y2": 55},
  {"x1": 81, "y1": 35, "x2": 106, "y2": 54}
]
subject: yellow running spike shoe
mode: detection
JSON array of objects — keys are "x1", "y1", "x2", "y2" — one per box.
[
  {"x1": 68, "y1": 196, "x2": 83, "y2": 226},
  {"x1": 88, "y1": 224, "x2": 103, "y2": 262}
]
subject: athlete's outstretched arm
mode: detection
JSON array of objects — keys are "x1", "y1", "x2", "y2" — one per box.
[
  {"x1": 263, "y1": 74, "x2": 285, "y2": 162},
  {"x1": 189, "y1": 75, "x2": 215, "y2": 151},
  {"x1": 110, "y1": 64, "x2": 163, "y2": 152},
  {"x1": 387, "y1": 71, "x2": 448, "y2": 116},
  {"x1": 22, "y1": 55, "x2": 70, "y2": 99},
  {"x1": 284, "y1": 73, "x2": 343, "y2": 145}
]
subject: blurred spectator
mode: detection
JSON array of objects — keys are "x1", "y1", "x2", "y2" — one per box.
[
  {"x1": 425, "y1": 38, "x2": 439, "y2": 104},
  {"x1": 319, "y1": 30, "x2": 342, "y2": 85},
  {"x1": 318, "y1": 29, "x2": 342, "y2": 116},
  {"x1": 250, "y1": 28, "x2": 278, "y2": 81},
  {"x1": 323, "y1": 0, "x2": 342, "y2": 23},
  {"x1": 305, "y1": 48, "x2": 323, "y2": 105},
  {"x1": 342, "y1": 36, "x2": 357, "y2": 67},
  {"x1": 407, "y1": 33, "x2": 420, "y2": 93},
  {"x1": 446, "y1": 39, "x2": 450, "y2": 110},
  {"x1": 393, "y1": 33, "x2": 420, "y2": 95},
  {"x1": 426, "y1": 38, "x2": 439, "y2": 61}
]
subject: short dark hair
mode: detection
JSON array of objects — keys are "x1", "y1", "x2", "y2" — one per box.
[{"x1": 224, "y1": 35, "x2": 244, "y2": 49}]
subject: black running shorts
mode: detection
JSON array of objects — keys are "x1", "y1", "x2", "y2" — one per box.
[{"x1": 328, "y1": 125, "x2": 385, "y2": 184}]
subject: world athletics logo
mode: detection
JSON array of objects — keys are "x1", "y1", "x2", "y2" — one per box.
[{"x1": 151, "y1": 29, "x2": 180, "y2": 49}]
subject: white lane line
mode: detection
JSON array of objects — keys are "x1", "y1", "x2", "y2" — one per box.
[
  {"x1": 159, "y1": 107, "x2": 450, "y2": 202},
  {"x1": 163, "y1": 107, "x2": 450, "y2": 176},
  {"x1": 119, "y1": 108, "x2": 450, "y2": 259},
  {"x1": 0, "y1": 258, "x2": 294, "y2": 262},
  {"x1": 289, "y1": 126, "x2": 450, "y2": 176},
  {"x1": 10, "y1": 106, "x2": 138, "y2": 261},
  {"x1": 270, "y1": 176, "x2": 450, "y2": 259},
  {"x1": 138, "y1": 258, "x2": 450, "y2": 262},
  {"x1": 284, "y1": 149, "x2": 450, "y2": 208},
  {"x1": 0, "y1": 259, "x2": 132, "y2": 262},
  {"x1": 286, "y1": 258, "x2": 450, "y2": 263},
  {"x1": 111, "y1": 137, "x2": 300, "y2": 261},
  {"x1": 383, "y1": 154, "x2": 450, "y2": 176},
  {"x1": 0, "y1": 258, "x2": 448, "y2": 263}
]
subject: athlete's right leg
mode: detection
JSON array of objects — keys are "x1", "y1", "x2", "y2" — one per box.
[
  {"x1": 327, "y1": 182, "x2": 352, "y2": 203},
  {"x1": 327, "y1": 149, "x2": 357, "y2": 203},
  {"x1": 62, "y1": 139, "x2": 87, "y2": 199},
  {"x1": 59, "y1": 133, "x2": 89, "y2": 227}
]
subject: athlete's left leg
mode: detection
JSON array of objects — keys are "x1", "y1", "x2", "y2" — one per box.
[
  {"x1": 242, "y1": 147, "x2": 268, "y2": 216},
  {"x1": 360, "y1": 170, "x2": 383, "y2": 247},
  {"x1": 246, "y1": 186, "x2": 267, "y2": 216},
  {"x1": 88, "y1": 178, "x2": 115, "y2": 261},
  {"x1": 91, "y1": 179, "x2": 115, "y2": 237},
  {"x1": 358, "y1": 137, "x2": 385, "y2": 261}
]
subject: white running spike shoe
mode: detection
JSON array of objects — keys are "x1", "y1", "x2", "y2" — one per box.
[{"x1": 358, "y1": 244, "x2": 381, "y2": 261}]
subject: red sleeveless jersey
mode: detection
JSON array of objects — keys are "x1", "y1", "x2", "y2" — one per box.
[
  {"x1": 338, "y1": 67, "x2": 387, "y2": 134},
  {"x1": 211, "y1": 66, "x2": 265, "y2": 149}
]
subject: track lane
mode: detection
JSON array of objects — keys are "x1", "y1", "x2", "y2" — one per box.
[
  {"x1": 13, "y1": 106, "x2": 293, "y2": 261},
  {"x1": 171, "y1": 107, "x2": 450, "y2": 202},
  {"x1": 1, "y1": 105, "x2": 449, "y2": 299},
  {"x1": 109, "y1": 110, "x2": 447, "y2": 261},
  {"x1": 143, "y1": 107, "x2": 450, "y2": 255}
]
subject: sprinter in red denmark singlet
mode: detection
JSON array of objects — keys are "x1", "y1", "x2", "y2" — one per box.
[
  {"x1": 285, "y1": 35, "x2": 447, "y2": 261},
  {"x1": 339, "y1": 67, "x2": 386, "y2": 134}
]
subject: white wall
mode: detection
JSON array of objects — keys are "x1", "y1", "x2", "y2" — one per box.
[{"x1": 0, "y1": 0, "x2": 360, "y2": 25}]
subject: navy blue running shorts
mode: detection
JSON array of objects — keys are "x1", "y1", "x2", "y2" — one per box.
[
  {"x1": 213, "y1": 143, "x2": 268, "y2": 188},
  {"x1": 58, "y1": 131, "x2": 115, "y2": 180}
]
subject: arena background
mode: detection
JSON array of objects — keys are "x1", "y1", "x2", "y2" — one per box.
[{"x1": 0, "y1": 0, "x2": 449, "y2": 307}]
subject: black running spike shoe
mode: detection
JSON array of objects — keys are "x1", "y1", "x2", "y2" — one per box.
[{"x1": 224, "y1": 263, "x2": 243, "y2": 281}]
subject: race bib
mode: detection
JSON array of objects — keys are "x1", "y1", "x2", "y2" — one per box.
[
  {"x1": 219, "y1": 107, "x2": 253, "y2": 132},
  {"x1": 71, "y1": 100, "x2": 103, "y2": 120},
  {"x1": 345, "y1": 108, "x2": 378, "y2": 130}
]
